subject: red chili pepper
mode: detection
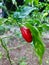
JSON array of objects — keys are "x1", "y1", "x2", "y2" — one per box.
[{"x1": 20, "y1": 26, "x2": 32, "y2": 43}]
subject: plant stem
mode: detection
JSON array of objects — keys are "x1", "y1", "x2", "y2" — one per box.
[{"x1": 0, "y1": 38, "x2": 12, "y2": 65}]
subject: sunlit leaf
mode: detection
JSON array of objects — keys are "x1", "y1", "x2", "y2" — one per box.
[{"x1": 25, "y1": 22, "x2": 45, "y2": 64}]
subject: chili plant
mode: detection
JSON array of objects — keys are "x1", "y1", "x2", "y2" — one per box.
[{"x1": 0, "y1": 0, "x2": 49, "y2": 65}]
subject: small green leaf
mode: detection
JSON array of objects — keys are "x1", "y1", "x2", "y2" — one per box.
[{"x1": 33, "y1": 0, "x2": 39, "y2": 5}]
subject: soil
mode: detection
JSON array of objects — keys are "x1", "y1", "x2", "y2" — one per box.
[{"x1": 0, "y1": 33, "x2": 49, "y2": 65}]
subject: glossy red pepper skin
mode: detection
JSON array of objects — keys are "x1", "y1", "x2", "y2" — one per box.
[{"x1": 20, "y1": 26, "x2": 32, "y2": 43}]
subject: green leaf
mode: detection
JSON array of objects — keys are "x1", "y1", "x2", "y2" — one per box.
[
  {"x1": 25, "y1": 0, "x2": 33, "y2": 4},
  {"x1": 25, "y1": 22, "x2": 45, "y2": 64},
  {"x1": 42, "y1": 24, "x2": 49, "y2": 30},
  {"x1": 13, "y1": 6, "x2": 37, "y2": 18},
  {"x1": 38, "y1": 24, "x2": 49, "y2": 31},
  {"x1": 33, "y1": 0, "x2": 39, "y2": 5}
]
